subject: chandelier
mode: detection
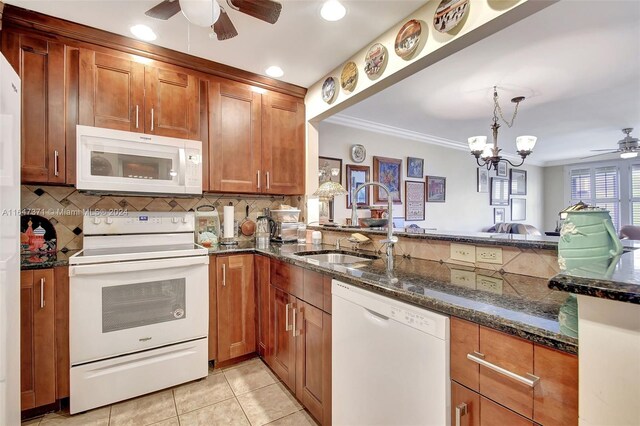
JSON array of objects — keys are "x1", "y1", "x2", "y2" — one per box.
[{"x1": 468, "y1": 86, "x2": 537, "y2": 170}]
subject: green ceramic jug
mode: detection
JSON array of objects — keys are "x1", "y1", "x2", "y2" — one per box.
[{"x1": 558, "y1": 210, "x2": 623, "y2": 271}]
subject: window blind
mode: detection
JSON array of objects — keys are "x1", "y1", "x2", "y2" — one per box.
[
  {"x1": 570, "y1": 168, "x2": 591, "y2": 201},
  {"x1": 631, "y1": 165, "x2": 640, "y2": 225},
  {"x1": 569, "y1": 166, "x2": 620, "y2": 229}
]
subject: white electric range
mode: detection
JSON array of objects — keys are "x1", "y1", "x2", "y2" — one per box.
[{"x1": 68, "y1": 212, "x2": 209, "y2": 414}]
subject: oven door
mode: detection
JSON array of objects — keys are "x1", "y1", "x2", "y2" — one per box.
[{"x1": 69, "y1": 256, "x2": 209, "y2": 364}]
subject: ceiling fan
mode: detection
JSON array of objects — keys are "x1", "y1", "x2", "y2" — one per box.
[
  {"x1": 144, "y1": 0, "x2": 282, "y2": 41},
  {"x1": 583, "y1": 128, "x2": 640, "y2": 159}
]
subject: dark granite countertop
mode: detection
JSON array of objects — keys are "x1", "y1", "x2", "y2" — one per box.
[
  {"x1": 20, "y1": 242, "x2": 578, "y2": 353},
  {"x1": 549, "y1": 246, "x2": 640, "y2": 305},
  {"x1": 21, "y1": 250, "x2": 80, "y2": 270},
  {"x1": 309, "y1": 225, "x2": 560, "y2": 250}
]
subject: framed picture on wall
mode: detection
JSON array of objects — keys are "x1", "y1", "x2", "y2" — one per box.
[
  {"x1": 373, "y1": 156, "x2": 402, "y2": 204},
  {"x1": 346, "y1": 164, "x2": 370, "y2": 208},
  {"x1": 494, "y1": 208, "x2": 505, "y2": 224},
  {"x1": 426, "y1": 176, "x2": 446, "y2": 202},
  {"x1": 318, "y1": 156, "x2": 342, "y2": 185},
  {"x1": 490, "y1": 177, "x2": 509, "y2": 205},
  {"x1": 405, "y1": 181, "x2": 425, "y2": 221},
  {"x1": 407, "y1": 157, "x2": 424, "y2": 178},
  {"x1": 477, "y1": 168, "x2": 489, "y2": 193},
  {"x1": 511, "y1": 198, "x2": 526, "y2": 221},
  {"x1": 510, "y1": 169, "x2": 527, "y2": 195},
  {"x1": 496, "y1": 162, "x2": 508, "y2": 177}
]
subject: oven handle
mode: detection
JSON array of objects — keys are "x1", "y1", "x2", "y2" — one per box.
[
  {"x1": 69, "y1": 256, "x2": 209, "y2": 276},
  {"x1": 178, "y1": 148, "x2": 186, "y2": 186}
]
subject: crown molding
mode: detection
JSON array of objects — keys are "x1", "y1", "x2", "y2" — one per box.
[{"x1": 324, "y1": 114, "x2": 545, "y2": 167}]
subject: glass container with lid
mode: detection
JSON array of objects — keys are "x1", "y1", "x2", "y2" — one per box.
[{"x1": 195, "y1": 205, "x2": 220, "y2": 247}]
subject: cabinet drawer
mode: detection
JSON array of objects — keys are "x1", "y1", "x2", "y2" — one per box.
[
  {"x1": 480, "y1": 396, "x2": 534, "y2": 426},
  {"x1": 303, "y1": 269, "x2": 324, "y2": 311},
  {"x1": 270, "y1": 259, "x2": 302, "y2": 298}
]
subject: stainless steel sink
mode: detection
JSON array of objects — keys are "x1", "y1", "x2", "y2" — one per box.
[{"x1": 294, "y1": 251, "x2": 378, "y2": 264}]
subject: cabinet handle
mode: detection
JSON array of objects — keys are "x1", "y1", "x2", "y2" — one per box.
[
  {"x1": 455, "y1": 403, "x2": 468, "y2": 426},
  {"x1": 151, "y1": 107, "x2": 154, "y2": 131},
  {"x1": 39, "y1": 277, "x2": 45, "y2": 309},
  {"x1": 285, "y1": 303, "x2": 292, "y2": 331},
  {"x1": 257, "y1": 170, "x2": 261, "y2": 189},
  {"x1": 54, "y1": 150, "x2": 59, "y2": 176},
  {"x1": 135, "y1": 105, "x2": 139, "y2": 129},
  {"x1": 266, "y1": 171, "x2": 270, "y2": 190},
  {"x1": 467, "y1": 352, "x2": 540, "y2": 387},
  {"x1": 292, "y1": 306, "x2": 300, "y2": 337},
  {"x1": 222, "y1": 264, "x2": 226, "y2": 287}
]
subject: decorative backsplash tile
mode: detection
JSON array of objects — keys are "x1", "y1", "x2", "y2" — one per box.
[{"x1": 21, "y1": 185, "x2": 299, "y2": 251}]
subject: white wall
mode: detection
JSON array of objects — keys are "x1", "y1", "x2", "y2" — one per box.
[
  {"x1": 543, "y1": 165, "x2": 565, "y2": 231},
  {"x1": 319, "y1": 121, "x2": 544, "y2": 233}
]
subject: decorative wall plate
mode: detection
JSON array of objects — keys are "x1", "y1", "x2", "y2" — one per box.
[
  {"x1": 351, "y1": 144, "x2": 366, "y2": 163},
  {"x1": 321, "y1": 77, "x2": 337, "y2": 103},
  {"x1": 364, "y1": 43, "x2": 388, "y2": 79},
  {"x1": 433, "y1": 0, "x2": 469, "y2": 33},
  {"x1": 395, "y1": 19, "x2": 422, "y2": 60},
  {"x1": 340, "y1": 61, "x2": 358, "y2": 92}
]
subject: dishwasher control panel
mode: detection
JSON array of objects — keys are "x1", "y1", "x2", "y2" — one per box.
[{"x1": 389, "y1": 307, "x2": 437, "y2": 334}]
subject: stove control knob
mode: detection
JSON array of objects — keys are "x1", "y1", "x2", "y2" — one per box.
[
  {"x1": 93, "y1": 217, "x2": 101, "y2": 225},
  {"x1": 181, "y1": 217, "x2": 188, "y2": 223},
  {"x1": 171, "y1": 217, "x2": 179, "y2": 224},
  {"x1": 105, "y1": 217, "x2": 113, "y2": 225}
]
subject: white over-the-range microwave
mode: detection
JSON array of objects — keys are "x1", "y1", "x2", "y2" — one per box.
[{"x1": 76, "y1": 125, "x2": 202, "y2": 195}]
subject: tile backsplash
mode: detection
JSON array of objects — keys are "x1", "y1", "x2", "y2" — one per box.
[{"x1": 21, "y1": 185, "x2": 300, "y2": 251}]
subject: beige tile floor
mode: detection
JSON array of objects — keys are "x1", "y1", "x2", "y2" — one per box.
[{"x1": 22, "y1": 358, "x2": 318, "y2": 426}]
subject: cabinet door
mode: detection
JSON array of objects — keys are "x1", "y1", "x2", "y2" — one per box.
[
  {"x1": 54, "y1": 266, "x2": 70, "y2": 399},
  {"x1": 208, "y1": 256, "x2": 218, "y2": 361},
  {"x1": 451, "y1": 381, "x2": 479, "y2": 426},
  {"x1": 216, "y1": 255, "x2": 255, "y2": 362},
  {"x1": 255, "y1": 255, "x2": 270, "y2": 358},
  {"x1": 79, "y1": 50, "x2": 145, "y2": 132},
  {"x1": 267, "y1": 285, "x2": 296, "y2": 391},
  {"x1": 261, "y1": 91, "x2": 305, "y2": 195},
  {"x1": 533, "y1": 345, "x2": 578, "y2": 425},
  {"x1": 296, "y1": 302, "x2": 331, "y2": 425},
  {"x1": 480, "y1": 396, "x2": 534, "y2": 426},
  {"x1": 2, "y1": 32, "x2": 65, "y2": 184},
  {"x1": 451, "y1": 317, "x2": 480, "y2": 391},
  {"x1": 20, "y1": 269, "x2": 56, "y2": 410},
  {"x1": 209, "y1": 78, "x2": 262, "y2": 193},
  {"x1": 145, "y1": 65, "x2": 199, "y2": 139}
]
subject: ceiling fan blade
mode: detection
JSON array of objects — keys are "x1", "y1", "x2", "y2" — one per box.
[
  {"x1": 145, "y1": 0, "x2": 182, "y2": 20},
  {"x1": 229, "y1": 0, "x2": 282, "y2": 24},
  {"x1": 581, "y1": 151, "x2": 619, "y2": 159},
  {"x1": 213, "y1": 7, "x2": 238, "y2": 40}
]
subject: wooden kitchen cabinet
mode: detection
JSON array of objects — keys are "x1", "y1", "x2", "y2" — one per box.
[
  {"x1": 450, "y1": 317, "x2": 578, "y2": 426},
  {"x1": 296, "y1": 302, "x2": 332, "y2": 425},
  {"x1": 268, "y1": 284, "x2": 297, "y2": 391},
  {"x1": 451, "y1": 381, "x2": 479, "y2": 426},
  {"x1": 20, "y1": 269, "x2": 56, "y2": 410},
  {"x1": 261, "y1": 91, "x2": 305, "y2": 195},
  {"x1": 255, "y1": 255, "x2": 270, "y2": 358},
  {"x1": 216, "y1": 255, "x2": 255, "y2": 362},
  {"x1": 2, "y1": 32, "x2": 66, "y2": 184},
  {"x1": 209, "y1": 78, "x2": 262, "y2": 193},
  {"x1": 79, "y1": 49, "x2": 200, "y2": 140}
]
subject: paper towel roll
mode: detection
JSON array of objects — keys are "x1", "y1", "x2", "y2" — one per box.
[{"x1": 223, "y1": 206, "x2": 235, "y2": 238}]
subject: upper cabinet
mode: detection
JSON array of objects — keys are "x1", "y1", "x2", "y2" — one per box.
[
  {"x1": 79, "y1": 50, "x2": 201, "y2": 140},
  {"x1": 209, "y1": 81, "x2": 305, "y2": 195},
  {"x1": 2, "y1": 33, "x2": 66, "y2": 184}
]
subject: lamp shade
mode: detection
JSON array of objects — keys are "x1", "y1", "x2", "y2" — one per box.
[
  {"x1": 180, "y1": 0, "x2": 221, "y2": 27},
  {"x1": 468, "y1": 136, "x2": 487, "y2": 153},
  {"x1": 313, "y1": 181, "x2": 348, "y2": 199},
  {"x1": 516, "y1": 135, "x2": 537, "y2": 153},
  {"x1": 480, "y1": 144, "x2": 493, "y2": 159}
]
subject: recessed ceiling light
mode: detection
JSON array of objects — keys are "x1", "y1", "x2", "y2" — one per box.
[
  {"x1": 130, "y1": 24, "x2": 157, "y2": 42},
  {"x1": 321, "y1": 0, "x2": 346, "y2": 21},
  {"x1": 265, "y1": 66, "x2": 284, "y2": 78}
]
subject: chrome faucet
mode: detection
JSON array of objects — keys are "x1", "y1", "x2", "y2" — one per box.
[{"x1": 351, "y1": 182, "x2": 398, "y2": 271}]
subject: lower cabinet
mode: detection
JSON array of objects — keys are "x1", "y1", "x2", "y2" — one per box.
[
  {"x1": 255, "y1": 255, "x2": 270, "y2": 358},
  {"x1": 20, "y1": 269, "x2": 56, "y2": 410},
  {"x1": 263, "y1": 258, "x2": 332, "y2": 425},
  {"x1": 216, "y1": 254, "x2": 255, "y2": 362},
  {"x1": 452, "y1": 381, "x2": 534, "y2": 426}
]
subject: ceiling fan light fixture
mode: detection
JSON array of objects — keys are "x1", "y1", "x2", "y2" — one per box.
[
  {"x1": 265, "y1": 66, "x2": 284, "y2": 78},
  {"x1": 130, "y1": 24, "x2": 157, "y2": 41},
  {"x1": 321, "y1": 0, "x2": 346, "y2": 21},
  {"x1": 180, "y1": 0, "x2": 221, "y2": 27},
  {"x1": 621, "y1": 152, "x2": 638, "y2": 159}
]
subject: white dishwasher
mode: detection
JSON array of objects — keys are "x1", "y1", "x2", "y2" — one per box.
[{"x1": 332, "y1": 280, "x2": 450, "y2": 426}]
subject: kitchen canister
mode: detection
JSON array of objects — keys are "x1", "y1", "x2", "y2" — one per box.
[
  {"x1": 312, "y1": 231, "x2": 322, "y2": 246},
  {"x1": 558, "y1": 208, "x2": 623, "y2": 271}
]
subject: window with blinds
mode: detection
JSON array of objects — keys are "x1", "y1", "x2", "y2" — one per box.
[
  {"x1": 569, "y1": 166, "x2": 620, "y2": 229},
  {"x1": 631, "y1": 165, "x2": 640, "y2": 225}
]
